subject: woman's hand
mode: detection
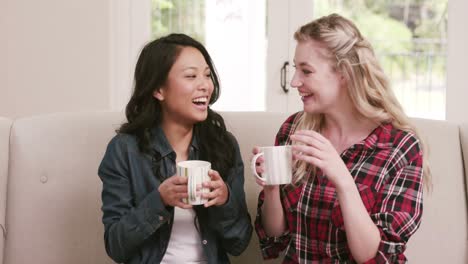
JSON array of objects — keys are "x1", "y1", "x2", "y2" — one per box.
[
  {"x1": 158, "y1": 175, "x2": 192, "y2": 209},
  {"x1": 252, "y1": 147, "x2": 279, "y2": 192},
  {"x1": 290, "y1": 130, "x2": 353, "y2": 188},
  {"x1": 200, "y1": 170, "x2": 229, "y2": 207},
  {"x1": 252, "y1": 146, "x2": 267, "y2": 187}
]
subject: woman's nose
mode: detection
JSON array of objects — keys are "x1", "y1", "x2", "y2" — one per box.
[
  {"x1": 290, "y1": 73, "x2": 302, "y2": 88},
  {"x1": 198, "y1": 77, "x2": 211, "y2": 91}
]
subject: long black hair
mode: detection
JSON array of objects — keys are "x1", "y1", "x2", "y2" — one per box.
[{"x1": 118, "y1": 33, "x2": 235, "y2": 178}]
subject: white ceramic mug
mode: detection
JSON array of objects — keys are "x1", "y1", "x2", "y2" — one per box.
[
  {"x1": 250, "y1": 145, "x2": 292, "y2": 185},
  {"x1": 177, "y1": 160, "x2": 211, "y2": 205}
]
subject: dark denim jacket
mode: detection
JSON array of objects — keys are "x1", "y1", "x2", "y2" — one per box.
[{"x1": 98, "y1": 125, "x2": 253, "y2": 264}]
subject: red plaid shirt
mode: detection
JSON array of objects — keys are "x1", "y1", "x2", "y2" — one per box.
[{"x1": 255, "y1": 112, "x2": 424, "y2": 263}]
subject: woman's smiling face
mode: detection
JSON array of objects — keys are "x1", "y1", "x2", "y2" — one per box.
[
  {"x1": 154, "y1": 46, "x2": 214, "y2": 126},
  {"x1": 290, "y1": 39, "x2": 347, "y2": 114}
]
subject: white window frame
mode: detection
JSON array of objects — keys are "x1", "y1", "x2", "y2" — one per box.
[
  {"x1": 109, "y1": 0, "x2": 466, "y2": 122},
  {"x1": 109, "y1": 0, "x2": 151, "y2": 112}
]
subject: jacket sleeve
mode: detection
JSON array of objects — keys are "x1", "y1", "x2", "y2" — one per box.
[
  {"x1": 206, "y1": 134, "x2": 253, "y2": 256},
  {"x1": 98, "y1": 135, "x2": 171, "y2": 263},
  {"x1": 363, "y1": 140, "x2": 424, "y2": 263}
]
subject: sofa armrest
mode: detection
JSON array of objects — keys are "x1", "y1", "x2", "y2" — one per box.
[
  {"x1": 459, "y1": 123, "x2": 468, "y2": 204},
  {"x1": 0, "y1": 117, "x2": 12, "y2": 264}
]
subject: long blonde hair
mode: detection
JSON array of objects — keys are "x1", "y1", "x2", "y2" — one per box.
[{"x1": 291, "y1": 13, "x2": 431, "y2": 190}]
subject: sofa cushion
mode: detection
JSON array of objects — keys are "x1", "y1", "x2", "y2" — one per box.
[
  {"x1": 0, "y1": 117, "x2": 12, "y2": 264},
  {"x1": 4, "y1": 112, "x2": 123, "y2": 264}
]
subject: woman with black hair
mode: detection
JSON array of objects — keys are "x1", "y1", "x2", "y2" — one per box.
[{"x1": 98, "y1": 33, "x2": 252, "y2": 264}]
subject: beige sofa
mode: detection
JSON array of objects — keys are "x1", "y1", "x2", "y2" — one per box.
[{"x1": 0, "y1": 112, "x2": 467, "y2": 263}]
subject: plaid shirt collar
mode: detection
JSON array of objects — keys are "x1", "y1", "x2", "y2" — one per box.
[{"x1": 351, "y1": 123, "x2": 394, "y2": 151}]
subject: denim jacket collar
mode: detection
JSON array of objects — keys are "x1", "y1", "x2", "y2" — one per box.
[{"x1": 150, "y1": 125, "x2": 199, "y2": 158}]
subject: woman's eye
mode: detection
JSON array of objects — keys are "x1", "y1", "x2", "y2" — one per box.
[
  {"x1": 186, "y1": 75, "x2": 196, "y2": 79},
  {"x1": 303, "y1": 70, "x2": 312, "y2": 75},
  {"x1": 206, "y1": 73, "x2": 212, "y2": 78}
]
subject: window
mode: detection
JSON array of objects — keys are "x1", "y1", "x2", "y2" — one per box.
[
  {"x1": 152, "y1": 0, "x2": 206, "y2": 42},
  {"x1": 314, "y1": 0, "x2": 448, "y2": 120},
  {"x1": 151, "y1": 0, "x2": 267, "y2": 111}
]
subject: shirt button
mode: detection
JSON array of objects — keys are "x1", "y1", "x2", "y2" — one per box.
[{"x1": 202, "y1": 240, "x2": 207, "y2": 245}]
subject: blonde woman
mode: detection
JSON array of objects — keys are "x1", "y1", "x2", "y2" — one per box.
[{"x1": 253, "y1": 14, "x2": 429, "y2": 263}]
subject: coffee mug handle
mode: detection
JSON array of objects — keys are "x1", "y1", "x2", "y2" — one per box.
[{"x1": 251, "y1": 152, "x2": 266, "y2": 182}]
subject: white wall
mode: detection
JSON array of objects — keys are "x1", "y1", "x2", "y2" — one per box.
[
  {"x1": 0, "y1": 0, "x2": 6, "y2": 107},
  {"x1": 1, "y1": 0, "x2": 467, "y2": 121},
  {"x1": 446, "y1": 0, "x2": 468, "y2": 123},
  {"x1": 1, "y1": 0, "x2": 110, "y2": 118}
]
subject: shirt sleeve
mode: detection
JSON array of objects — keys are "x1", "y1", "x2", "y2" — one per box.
[
  {"x1": 363, "y1": 140, "x2": 424, "y2": 264},
  {"x1": 206, "y1": 133, "x2": 253, "y2": 256},
  {"x1": 98, "y1": 135, "x2": 171, "y2": 263}
]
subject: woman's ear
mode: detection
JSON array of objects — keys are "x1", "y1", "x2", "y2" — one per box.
[
  {"x1": 338, "y1": 70, "x2": 347, "y2": 85},
  {"x1": 153, "y1": 88, "x2": 164, "y2": 101}
]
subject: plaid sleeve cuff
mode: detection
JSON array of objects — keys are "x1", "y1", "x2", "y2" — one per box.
[
  {"x1": 361, "y1": 229, "x2": 407, "y2": 264},
  {"x1": 258, "y1": 230, "x2": 290, "y2": 259}
]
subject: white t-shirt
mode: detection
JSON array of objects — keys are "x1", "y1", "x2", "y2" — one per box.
[{"x1": 160, "y1": 207, "x2": 208, "y2": 264}]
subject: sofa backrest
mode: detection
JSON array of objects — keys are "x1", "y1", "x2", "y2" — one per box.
[
  {"x1": 405, "y1": 119, "x2": 467, "y2": 263},
  {"x1": 0, "y1": 118, "x2": 12, "y2": 264},
  {"x1": 223, "y1": 112, "x2": 289, "y2": 264},
  {"x1": 4, "y1": 112, "x2": 123, "y2": 264},
  {"x1": 2, "y1": 112, "x2": 467, "y2": 264}
]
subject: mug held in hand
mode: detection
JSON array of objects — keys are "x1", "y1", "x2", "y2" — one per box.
[
  {"x1": 177, "y1": 160, "x2": 211, "y2": 205},
  {"x1": 250, "y1": 145, "x2": 292, "y2": 185}
]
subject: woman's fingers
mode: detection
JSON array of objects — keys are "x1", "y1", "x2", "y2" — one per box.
[
  {"x1": 158, "y1": 175, "x2": 192, "y2": 207},
  {"x1": 176, "y1": 192, "x2": 189, "y2": 199},
  {"x1": 255, "y1": 156, "x2": 265, "y2": 164},
  {"x1": 256, "y1": 166, "x2": 264, "y2": 174},
  {"x1": 255, "y1": 177, "x2": 266, "y2": 186},
  {"x1": 174, "y1": 200, "x2": 192, "y2": 209},
  {"x1": 252, "y1": 146, "x2": 260, "y2": 155},
  {"x1": 200, "y1": 188, "x2": 219, "y2": 200},
  {"x1": 208, "y1": 169, "x2": 222, "y2": 180},
  {"x1": 295, "y1": 152, "x2": 323, "y2": 168},
  {"x1": 200, "y1": 186, "x2": 227, "y2": 207},
  {"x1": 202, "y1": 170, "x2": 223, "y2": 189},
  {"x1": 253, "y1": 147, "x2": 265, "y2": 174},
  {"x1": 203, "y1": 197, "x2": 218, "y2": 208},
  {"x1": 172, "y1": 185, "x2": 189, "y2": 193},
  {"x1": 201, "y1": 180, "x2": 222, "y2": 189},
  {"x1": 199, "y1": 169, "x2": 229, "y2": 207},
  {"x1": 292, "y1": 144, "x2": 323, "y2": 159},
  {"x1": 255, "y1": 159, "x2": 265, "y2": 174}
]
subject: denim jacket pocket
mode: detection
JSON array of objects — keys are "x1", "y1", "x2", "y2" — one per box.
[{"x1": 331, "y1": 183, "x2": 377, "y2": 229}]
